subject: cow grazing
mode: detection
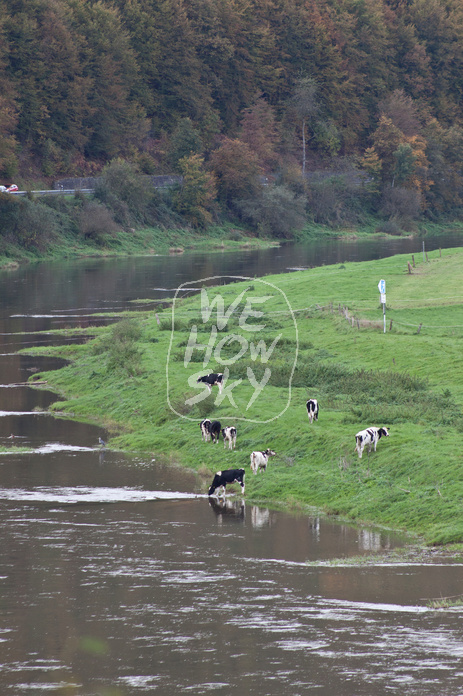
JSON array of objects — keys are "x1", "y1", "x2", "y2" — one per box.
[
  {"x1": 208, "y1": 468, "x2": 246, "y2": 497},
  {"x1": 222, "y1": 426, "x2": 237, "y2": 450},
  {"x1": 197, "y1": 373, "x2": 223, "y2": 393},
  {"x1": 306, "y1": 398, "x2": 319, "y2": 424},
  {"x1": 209, "y1": 420, "x2": 222, "y2": 444},
  {"x1": 250, "y1": 449, "x2": 276, "y2": 475},
  {"x1": 355, "y1": 427, "x2": 389, "y2": 459}
]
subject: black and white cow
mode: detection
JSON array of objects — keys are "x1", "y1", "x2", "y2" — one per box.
[
  {"x1": 197, "y1": 373, "x2": 223, "y2": 393},
  {"x1": 306, "y1": 398, "x2": 319, "y2": 424},
  {"x1": 355, "y1": 427, "x2": 389, "y2": 459},
  {"x1": 200, "y1": 419, "x2": 212, "y2": 442},
  {"x1": 209, "y1": 420, "x2": 222, "y2": 444},
  {"x1": 208, "y1": 468, "x2": 245, "y2": 496},
  {"x1": 250, "y1": 448, "x2": 276, "y2": 475},
  {"x1": 222, "y1": 426, "x2": 237, "y2": 450}
]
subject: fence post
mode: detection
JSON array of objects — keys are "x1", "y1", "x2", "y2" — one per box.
[
  {"x1": 412, "y1": 254, "x2": 415, "y2": 268},
  {"x1": 407, "y1": 262, "x2": 413, "y2": 274},
  {"x1": 389, "y1": 319, "x2": 393, "y2": 331},
  {"x1": 417, "y1": 323, "x2": 422, "y2": 334}
]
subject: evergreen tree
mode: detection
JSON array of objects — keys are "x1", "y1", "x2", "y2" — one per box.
[
  {"x1": 239, "y1": 95, "x2": 278, "y2": 171},
  {"x1": 172, "y1": 153, "x2": 217, "y2": 227},
  {"x1": 167, "y1": 118, "x2": 203, "y2": 172}
]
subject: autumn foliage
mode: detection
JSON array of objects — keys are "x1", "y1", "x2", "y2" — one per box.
[{"x1": 0, "y1": 0, "x2": 463, "y2": 226}]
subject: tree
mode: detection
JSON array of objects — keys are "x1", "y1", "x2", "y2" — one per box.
[
  {"x1": 239, "y1": 95, "x2": 278, "y2": 171},
  {"x1": 0, "y1": 28, "x2": 18, "y2": 177},
  {"x1": 289, "y1": 77, "x2": 319, "y2": 175},
  {"x1": 378, "y1": 90, "x2": 421, "y2": 137},
  {"x1": 238, "y1": 184, "x2": 307, "y2": 238},
  {"x1": 209, "y1": 138, "x2": 262, "y2": 206},
  {"x1": 360, "y1": 147, "x2": 382, "y2": 195},
  {"x1": 167, "y1": 118, "x2": 203, "y2": 172},
  {"x1": 68, "y1": 0, "x2": 149, "y2": 160},
  {"x1": 370, "y1": 116, "x2": 404, "y2": 185},
  {"x1": 393, "y1": 143, "x2": 416, "y2": 187},
  {"x1": 423, "y1": 119, "x2": 463, "y2": 212},
  {"x1": 172, "y1": 153, "x2": 217, "y2": 227}
]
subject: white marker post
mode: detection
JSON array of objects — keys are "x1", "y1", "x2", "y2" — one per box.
[{"x1": 378, "y1": 279, "x2": 386, "y2": 333}]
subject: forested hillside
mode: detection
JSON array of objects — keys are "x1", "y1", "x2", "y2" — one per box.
[{"x1": 1, "y1": 0, "x2": 463, "y2": 233}]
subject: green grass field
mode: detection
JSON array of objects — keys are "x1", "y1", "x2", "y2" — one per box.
[{"x1": 28, "y1": 245, "x2": 463, "y2": 544}]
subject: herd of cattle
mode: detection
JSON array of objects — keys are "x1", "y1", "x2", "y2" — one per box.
[{"x1": 197, "y1": 373, "x2": 390, "y2": 497}]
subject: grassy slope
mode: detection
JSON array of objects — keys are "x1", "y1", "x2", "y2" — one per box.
[{"x1": 30, "y1": 246, "x2": 463, "y2": 544}]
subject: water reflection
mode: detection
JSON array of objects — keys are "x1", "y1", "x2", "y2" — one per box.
[{"x1": 209, "y1": 496, "x2": 246, "y2": 522}]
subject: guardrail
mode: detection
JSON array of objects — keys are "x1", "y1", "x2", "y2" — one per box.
[{"x1": 9, "y1": 189, "x2": 94, "y2": 197}]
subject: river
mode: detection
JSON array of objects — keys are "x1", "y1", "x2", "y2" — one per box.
[{"x1": 1, "y1": 234, "x2": 463, "y2": 696}]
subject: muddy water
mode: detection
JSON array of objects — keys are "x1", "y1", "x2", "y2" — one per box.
[{"x1": 1, "y1": 237, "x2": 463, "y2": 695}]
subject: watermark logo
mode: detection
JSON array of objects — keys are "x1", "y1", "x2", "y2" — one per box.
[{"x1": 166, "y1": 275, "x2": 298, "y2": 423}]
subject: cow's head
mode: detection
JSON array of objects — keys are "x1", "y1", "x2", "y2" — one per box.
[{"x1": 379, "y1": 427, "x2": 390, "y2": 438}]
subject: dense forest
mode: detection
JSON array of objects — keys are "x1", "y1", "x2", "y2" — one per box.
[{"x1": 1, "y1": 0, "x2": 463, "y2": 237}]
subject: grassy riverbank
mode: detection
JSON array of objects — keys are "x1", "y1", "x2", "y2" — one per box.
[
  {"x1": 0, "y1": 222, "x2": 280, "y2": 269},
  {"x1": 1, "y1": 211, "x2": 462, "y2": 270},
  {"x1": 28, "y1": 246, "x2": 463, "y2": 544}
]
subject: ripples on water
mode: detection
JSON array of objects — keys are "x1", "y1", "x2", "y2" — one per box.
[
  {"x1": 1, "y1": 466, "x2": 462, "y2": 696},
  {"x1": 0, "y1": 238, "x2": 462, "y2": 695}
]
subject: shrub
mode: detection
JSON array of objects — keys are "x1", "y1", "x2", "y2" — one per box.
[
  {"x1": 380, "y1": 186, "x2": 421, "y2": 222},
  {"x1": 238, "y1": 185, "x2": 307, "y2": 238},
  {"x1": 306, "y1": 173, "x2": 367, "y2": 226},
  {"x1": 376, "y1": 220, "x2": 401, "y2": 235},
  {"x1": 92, "y1": 319, "x2": 143, "y2": 376},
  {"x1": 0, "y1": 194, "x2": 58, "y2": 251},
  {"x1": 76, "y1": 200, "x2": 120, "y2": 243},
  {"x1": 95, "y1": 158, "x2": 153, "y2": 225}
]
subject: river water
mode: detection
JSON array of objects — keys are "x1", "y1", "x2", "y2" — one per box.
[{"x1": 1, "y1": 234, "x2": 463, "y2": 696}]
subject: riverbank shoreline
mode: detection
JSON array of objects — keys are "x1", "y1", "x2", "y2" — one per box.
[
  {"x1": 23, "y1": 245, "x2": 463, "y2": 545},
  {"x1": 1, "y1": 217, "x2": 462, "y2": 271}
]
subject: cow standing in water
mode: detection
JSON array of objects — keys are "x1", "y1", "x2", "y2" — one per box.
[{"x1": 208, "y1": 469, "x2": 245, "y2": 497}]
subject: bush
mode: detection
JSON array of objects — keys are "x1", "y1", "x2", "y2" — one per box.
[
  {"x1": 238, "y1": 185, "x2": 307, "y2": 238},
  {"x1": 77, "y1": 200, "x2": 120, "y2": 243},
  {"x1": 376, "y1": 220, "x2": 402, "y2": 235},
  {"x1": 95, "y1": 159, "x2": 153, "y2": 225},
  {"x1": 92, "y1": 319, "x2": 143, "y2": 376},
  {"x1": 380, "y1": 186, "x2": 421, "y2": 223},
  {"x1": 306, "y1": 173, "x2": 367, "y2": 226},
  {"x1": 0, "y1": 194, "x2": 58, "y2": 251}
]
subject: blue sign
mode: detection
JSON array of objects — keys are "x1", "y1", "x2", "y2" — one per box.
[{"x1": 378, "y1": 279, "x2": 386, "y2": 294}]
